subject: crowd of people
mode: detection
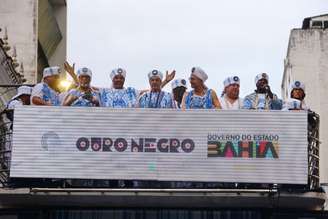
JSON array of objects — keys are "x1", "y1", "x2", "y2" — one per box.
[
  {"x1": 3, "y1": 64, "x2": 309, "y2": 188},
  {"x1": 6, "y1": 64, "x2": 308, "y2": 112}
]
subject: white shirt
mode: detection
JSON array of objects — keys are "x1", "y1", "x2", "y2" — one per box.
[
  {"x1": 219, "y1": 96, "x2": 243, "y2": 110},
  {"x1": 31, "y1": 82, "x2": 60, "y2": 106},
  {"x1": 282, "y1": 98, "x2": 308, "y2": 111},
  {"x1": 7, "y1": 99, "x2": 23, "y2": 109}
]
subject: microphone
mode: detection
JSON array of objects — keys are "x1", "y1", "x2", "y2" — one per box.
[
  {"x1": 264, "y1": 85, "x2": 270, "y2": 92},
  {"x1": 264, "y1": 85, "x2": 273, "y2": 98}
]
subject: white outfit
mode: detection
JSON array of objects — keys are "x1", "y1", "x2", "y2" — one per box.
[
  {"x1": 31, "y1": 82, "x2": 60, "y2": 106},
  {"x1": 282, "y1": 98, "x2": 308, "y2": 111},
  {"x1": 219, "y1": 96, "x2": 243, "y2": 110},
  {"x1": 7, "y1": 99, "x2": 23, "y2": 109}
]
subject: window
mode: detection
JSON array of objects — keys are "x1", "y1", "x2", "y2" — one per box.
[
  {"x1": 312, "y1": 20, "x2": 323, "y2": 28},
  {"x1": 324, "y1": 21, "x2": 328, "y2": 29}
]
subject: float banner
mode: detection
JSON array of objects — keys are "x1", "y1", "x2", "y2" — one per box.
[{"x1": 10, "y1": 106, "x2": 308, "y2": 184}]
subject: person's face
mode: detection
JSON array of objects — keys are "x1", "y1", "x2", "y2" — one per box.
[
  {"x1": 256, "y1": 78, "x2": 268, "y2": 91},
  {"x1": 45, "y1": 75, "x2": 60, "y2": 90},
  {"x1": 189, "y1": 74, "x2": 203, "y2": 89},
  {"x1": 79, "y1": 75, "x2": 91, "y2": 88},
  {"x1": 225, "y1": 83, "x2": 240, "y2": 100},
  {"x1": 112, "y1": 74, "x2": 125, "y2": 89},
  {"x1": 149, "y1": 77, "x2": 162, "y2": 92},
  {"x1": 173, "y1": 86, "x2": 186, "y2": 102},
  {"x1": 291, "y1": 88, "x2": 305, "y2": 100},
  {"x1": 20, "y1": 94, "x2": 31, "y2": 105}
]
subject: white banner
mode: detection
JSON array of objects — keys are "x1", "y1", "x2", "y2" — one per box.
[{"x1": 10, "y1": 106, "x2": 308, "y2": 184}]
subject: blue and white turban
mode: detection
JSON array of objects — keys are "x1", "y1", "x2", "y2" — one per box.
[
  {"x1": 291, "y1": 81, "x2": 305, "y2": 92},
  {"x1": 110, "y1": 68, "x2": 127, "y2": 80},
  {"x1": 255, "y1": 73, "x2": 269, "y2": 84},
  {"x1": 223, "y1": 76, "x2": 240, "y2": 88},
  {"x1": 171, "y1": 78, "x2": 187, "y2": 90},
  {"x1": 43, "y1": 66, "x2": 61, "y2": 79},
  {"x1": 77, "y1": 67, "x2": 92, "y2": 78},
  {"x1": 191, "y1": 67, "x2": 208, "y2": 82},
  {"x1": 148, "y1": 69, "x2": 163, "y2": 80}
]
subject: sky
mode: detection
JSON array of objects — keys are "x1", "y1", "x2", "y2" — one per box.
[{"x1": 67, "y1": 0, "x2": 328, "y2": 97}]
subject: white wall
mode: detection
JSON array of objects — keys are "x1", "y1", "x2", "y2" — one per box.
[
  {"x1": 0, "y1": 0, "x2": 38, "y2": 84},
  {"x1": 0, "y1": 0, "x2": 67, "y2": 84}
]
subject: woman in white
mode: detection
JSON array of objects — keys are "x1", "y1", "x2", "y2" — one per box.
[
  {"x1": 181, "y1": 67, "x2": 221, "y2": 109},
  {"x1": 219, "y1": 76, "x2": 243, "y2": 110},
  {"x1": 282, "y1": 81, "x2": 308, "y2": 111}
]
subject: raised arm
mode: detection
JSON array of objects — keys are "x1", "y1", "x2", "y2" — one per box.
[
  {"x1": 64, "y1": 61, "x2": 79, "y2": 85},
  {"x1": 161, "y1": 70, "x2": 176, "y2": 89},
  {"x1": 62, "y1": 93, "x2": 78, "y2": 106},
  {"x1": 180, "y1": 91, "x2": 188, "y2": 110},
  {"x1": 211, "y1": 90, "x2": 222, "y2": 109},
  {"x1": 31, "y1": 96, "x2": 51, "y2": 106}
]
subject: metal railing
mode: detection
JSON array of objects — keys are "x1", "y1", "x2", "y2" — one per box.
[
  {"x1": 308, "y1": 111, "x2": 320, "y2": 190},
  {"x1": 0, "y1": 109, "x2": 12, "y2": 187}
]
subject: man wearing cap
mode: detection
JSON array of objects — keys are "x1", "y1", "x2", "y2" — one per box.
[
  {"x1": 5, "y1": 86, "x2": 32, "y2": 122},
  {"x1": 282, "y1": 81, "x2": 308, "y2": 111},
  {"x1": 99, "y1": 68, "x2": 139, "y2": 108},
  {"x1": 219, "y1": 76, "x2": 243, "y2": 110},
  {"x1": 31, "y1": 66, "x2": 61, "y2": 106},
  {"x1": 4, "y1": 86, "x2": 32, "y2": 167},
  {"x1": 139, "y1": 69, "x2": 173, "y2": 108},
  {"x1": 7, "y1": 86, "x2": 32, "y2": 109},
  {"x1": 243, "y1": 73, "x2": 282, "y2": 110},
  {"x1": 171, "y1": 78, "x2": 187, "y2": 109},
  {"x1": 63, "y1": 67, "x2": 100, "y2": 107},
  {"x1": 181, "y1": 67, "x2": 221, "y2": 109}
]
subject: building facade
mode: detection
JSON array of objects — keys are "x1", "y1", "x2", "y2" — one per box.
[
  {"x1": 0, "y1": 0, "x2": 67, "y2": 84},
  {"x1": 0, "y1": 37, "x2": 25, "y2": 110},
  {"x1": 281, "y1": 14, "x2": 328, "y2": 183}
]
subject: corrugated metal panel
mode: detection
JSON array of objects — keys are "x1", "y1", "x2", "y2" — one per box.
[{"x1": 10, "y1": 106, "x2": 308, "y2": 184}]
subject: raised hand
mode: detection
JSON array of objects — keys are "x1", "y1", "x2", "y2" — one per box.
[
  {"x1": 161, "y1": 70, "x2": 176, "y2": 88},
  {"x1": 165, "y1": 70, "x2": 176, "y2": 83},
  {"x1": 265, "y1": 85, "x2": 274, "y2": 99},
  {"x1": 64, "y1": 61, "x2": 79, "y2": 85}
]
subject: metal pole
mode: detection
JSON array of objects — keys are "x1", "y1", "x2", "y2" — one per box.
[{"x1": 0, "y1": 84, "x2": 34, "y2": 88}]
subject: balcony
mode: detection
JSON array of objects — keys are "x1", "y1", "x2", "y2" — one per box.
[{"x1": 0, "y1": 107, "x2": 324, "y2": 209}]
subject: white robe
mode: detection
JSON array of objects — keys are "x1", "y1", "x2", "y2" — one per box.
[{"x1": 219, "y1": 96, "x2": 243, "y2": 110}]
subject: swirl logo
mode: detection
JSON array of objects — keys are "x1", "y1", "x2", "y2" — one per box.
[{"x1": 41, "y1": 131, "x2": 61, "y2": 151}]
